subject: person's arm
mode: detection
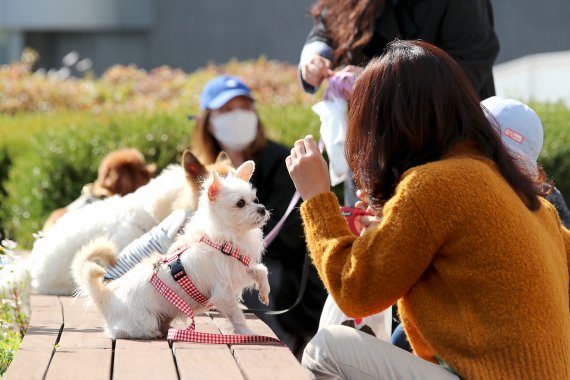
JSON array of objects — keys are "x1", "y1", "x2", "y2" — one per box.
[
  {"x1": 104, "y1": 209, "x2": 190, "y2": 280},
  {"x1": 437, "y1": 0, "x2": 500, "y2": 98},
  {"x1": 563, "y1": 228, "x2": 570, "y2": 310},
  {"x1": 552, "y1": 202, "x2": 570, "y2": 309},
  {"x1": 287, "y1": 136, "x2": 453, "y2": 317},
  {"x1": 300, "y1": 171, "x2": 450, "y2": 318},
  {"x1": 299, "y1": 13, "x2": 335, "y2": 93}
]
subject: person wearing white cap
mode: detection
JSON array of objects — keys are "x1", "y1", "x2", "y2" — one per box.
[{"x1": 482, "y1": 96, "x2": 570, "y2": 228}]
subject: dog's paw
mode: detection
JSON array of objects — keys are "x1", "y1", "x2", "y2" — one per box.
[
  {"x1": 258, "y1": 289, "x2": 270, "y2": 305},
  {"x1": 234, "y1": 326, "x2": 257, "y2": 336}
]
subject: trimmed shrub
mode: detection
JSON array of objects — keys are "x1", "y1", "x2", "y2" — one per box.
[
  {"x1": 535, "y1": 102, "x2": 570, "y2": 201},
  {"x1": 1, "y1": 105, "x2": 319, "y2": 248},
  {"x1": 0, "y1": 146, "x2": 12, "y2": 239},
  {"x1": 2, "y1": 113, "x2": 191, "y2": 247}
]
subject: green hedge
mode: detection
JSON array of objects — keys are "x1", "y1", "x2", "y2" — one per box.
[
  {"x1": 533, "y1": 102, "x2": 570, "y2": 198},
  {"x1": 0, "y1": 106, "x2": 319, "y2": 248},
  {"x1": 1, "y1": 113, "x2": 190, "y2": 247},
  {"x1": 0, "y1": 99, "x2": 568, "y2": 249}
]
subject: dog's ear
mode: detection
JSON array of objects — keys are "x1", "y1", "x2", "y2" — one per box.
[
  {"x1": 215, "y1": 151, "x2": 231, "y2": 165},
  {"x1": 235, "y1": 160, "x2": 255, "y2": 182},
  {"x1": 207, "y1": 171, "x2": 222, "y2": 201},
  {"x1": 145, "y1": 163, "x2": 157, "y2": 178},
  {"x1": 182, "y1": 150, "x2": 208, "y2": 183}
]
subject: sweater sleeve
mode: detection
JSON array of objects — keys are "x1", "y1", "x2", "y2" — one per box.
[
  {"x1": 300, "y1": 170, "x2": 453, "y2": 318},
  {"x1": 298, "y1": 11, "x2": 335, "y2": 94},
  {"x1": 543, "y1": 197, "x2": 570, "y2": 307},
  {"x1": 558, "y1": 219, "x2": 570, "y2": 308}
]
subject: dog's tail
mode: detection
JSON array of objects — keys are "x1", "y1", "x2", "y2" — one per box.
[{"x1": 71, "y1": 237, "x2": 117, "y2": 312}]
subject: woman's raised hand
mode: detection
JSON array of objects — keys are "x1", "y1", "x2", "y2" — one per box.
[
  {"x1": 301, "y1": 54, "x2": 334, "y2": 88},
  {"x1": 286, "y1": 135, "x2": 330, "y2": 201}
]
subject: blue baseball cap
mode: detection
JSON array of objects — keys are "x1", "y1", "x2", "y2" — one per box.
[{"x1": 199, "y1": 75, "x2": 253, "y2": 111}]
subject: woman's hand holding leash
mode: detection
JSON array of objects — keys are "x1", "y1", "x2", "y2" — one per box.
[
  {"x1": 354, "y1": 190, "x2": 382, "y2": 236},
  {"x1": 286, "y1": 135, "x2": 330, "y2": 201}
]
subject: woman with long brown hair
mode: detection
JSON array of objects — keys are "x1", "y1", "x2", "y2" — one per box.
[
  {"x1": 287, "y1": 40, "x2": 570, "y2": 379},
  {"x1": 299, "y1": 0, "x2": 499, "y2": 100}
]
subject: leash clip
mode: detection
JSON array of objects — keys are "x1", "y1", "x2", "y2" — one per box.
[
  {"x1": 153, "y1": 260, "x2": 162, "y2": 273},
  {"x1": 221, "y1": 242, "x2": 233, "y2": 255}
]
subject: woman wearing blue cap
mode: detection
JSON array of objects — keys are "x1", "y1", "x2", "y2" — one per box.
[{"x1": 190, "y1": 75, "x2": 328, "y2": 354}]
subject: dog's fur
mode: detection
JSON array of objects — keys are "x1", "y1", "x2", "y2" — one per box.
[
  {"x1": 42, "y1": 148, "x2": 157, "y2": 231},
  {"x1": 29, "y1": 150, "x2": 233, "y2": 296},
  {"x1": 71, "y1": 161, "x2": 271, "y2": 339}
]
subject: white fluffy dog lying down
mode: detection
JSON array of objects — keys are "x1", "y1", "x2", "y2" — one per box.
[{"x1": 30, "y1": 150, "x2": 233, "y2": 295}]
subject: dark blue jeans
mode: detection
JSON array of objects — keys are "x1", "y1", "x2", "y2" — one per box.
[{"x1": 391, "y1": 323, "x2": 413, "y2": 353}]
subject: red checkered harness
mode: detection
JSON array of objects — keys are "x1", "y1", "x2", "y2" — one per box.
[{"x1": 149, "y1": 235, "x2": 283, "y2": 345}]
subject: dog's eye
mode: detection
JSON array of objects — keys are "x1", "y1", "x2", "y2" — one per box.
[{"x1": 236, "y1": 199, "x2": 246, "y2": 208}]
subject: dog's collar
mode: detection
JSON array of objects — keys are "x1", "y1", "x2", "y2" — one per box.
[
  {"x1": 160, "y1": 236, "x2": 251, "y2": 269},
  {"x1": 197, "y1": 235, "x2": 251, "y2": 267}
]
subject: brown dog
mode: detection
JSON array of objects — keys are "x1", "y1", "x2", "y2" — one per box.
[{"x1": 42, "y1": 148, "x2": 156, "y2": 231}]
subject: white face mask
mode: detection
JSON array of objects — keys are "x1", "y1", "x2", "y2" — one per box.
[{"x1": 210, "y1": 109, "x2": 258, "y2": 152}]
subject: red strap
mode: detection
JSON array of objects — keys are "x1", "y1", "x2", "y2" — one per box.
[
  {"x1": 149, "y1": 272, "x2": 283, "y2": 345},
  {"x1": 197, "y1": 235, "x2": 251, "y2": 267}
]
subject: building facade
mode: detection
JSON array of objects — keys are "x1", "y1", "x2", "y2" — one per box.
[{"x1": 0, "y1": 0, "x2": 569, "y2": 75}]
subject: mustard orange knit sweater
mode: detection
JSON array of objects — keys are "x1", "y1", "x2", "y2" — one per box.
[{"x1": 300, "y1": 152, "x2": 570, "y2": 379}]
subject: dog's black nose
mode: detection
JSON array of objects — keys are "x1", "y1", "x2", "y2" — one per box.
[{"x1": 257, "y1": 207, "x2": 266, "y2": 215}]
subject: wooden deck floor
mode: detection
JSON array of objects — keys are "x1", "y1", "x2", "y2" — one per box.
[{"x1": 4, "y1": 295, "x2": 309, "y2": 380}]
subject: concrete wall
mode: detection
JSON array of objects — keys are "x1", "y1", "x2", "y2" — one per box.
[
  {"x1": 0, "y1": 0, "x2": 569, "y2": 73},
  {"x1": 145, "y1": 0, "x2": 314, "y2": 70},
  {"x1": 494, "y1": 51, "x2": 570, "y2": 103},
  {"x1": 493, "y1": 0, "x2": 570, "y2": 64},
  {"x1": 0, "y1": 0, "x2": 315, "y2": 73}
]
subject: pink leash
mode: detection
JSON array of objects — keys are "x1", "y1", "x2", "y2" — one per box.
[
  {"x1": 150, "y1": 241, "x2": 283, "y2": 345},
  {"x1": 264, "y1": 139, "x2": 326, "y2": 246}
]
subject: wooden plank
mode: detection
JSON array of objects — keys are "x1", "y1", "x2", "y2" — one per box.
[
  {"x1": 2, "y1": 349, "x2": 53, "y2": 380},
  {"x1": 17, "y1": 323, "x2": 62, "y2": 351},
  {"x1": 113, "y1": 339, "x2": 178, "y2": 380},
  {"x1": 211, "y1": 313, "x2": 309, "y2": 380},
  {"x1": 173, "y1": 314, "x2": 244, "y2": 380},
  {"x1": 28, "y1": 295, "x2": 62, "y2": 325},
  {"x1": 59, "y1": 296, "x2": 103, "y2": 326},
  {"x1": 58, "y1": 296, "x2": 110, "y2": 350},
  {"x1": 45, "y1": 349, "x2": 111, "y2": 380},
  {"x1": 37, "y1": 296, "x2": 113, "y2": 379},
  {"x1": 4, "y1": 296, "x2": 63, "y2": 380}
]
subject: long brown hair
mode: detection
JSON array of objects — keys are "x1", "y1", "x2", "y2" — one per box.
[
  {"x1": 311, "y1": 0, "x2": 385, "y2": 65},
  {"x1": 346, "y1": 40, "x2": 546, "y2": 210},
  {"x1": 190, "y1": 109, "x2": 267, "y2": 165}
]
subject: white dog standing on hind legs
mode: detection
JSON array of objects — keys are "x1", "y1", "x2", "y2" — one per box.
[{"x1": 72, "y1": 160, "x2": 271, "y2": 339}]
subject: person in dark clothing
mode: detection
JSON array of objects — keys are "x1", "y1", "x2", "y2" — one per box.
[
  {"x1": 300, "y1": 0, "x2": 500, "y2": 207},
  {"x1": 546, "y1": 187, "x2": 570, "y2": 229},
  {"x1": 299, "y1": 0, "x2": 500, "y2": 100},
  {"x1": 190, "y1": 75, "x2": 328, "y2": 353}
]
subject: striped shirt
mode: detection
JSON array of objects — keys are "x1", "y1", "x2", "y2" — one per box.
[{"x1": 104, "y1": 209, "x2": 192, "y2": 280}]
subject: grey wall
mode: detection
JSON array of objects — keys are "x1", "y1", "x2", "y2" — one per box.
[
  {"x1": 1, "y1": 0, "x2": 569, "y2": 73},
  {"x1": 146, "y1": 0, "x2": 314, "y2": 70},
  {"x1": 14, "y1": 0, "x2": 315, "y2": 74},
  {"x1": 493, "y1": 0, "x2": 570, "y2": 63}
]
